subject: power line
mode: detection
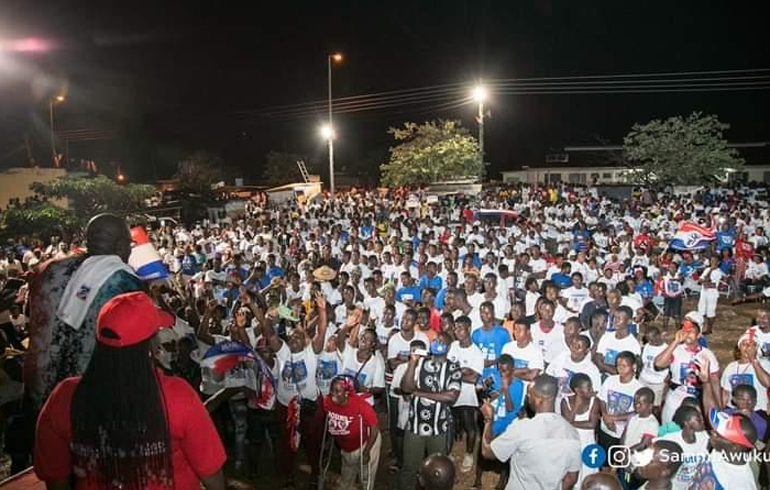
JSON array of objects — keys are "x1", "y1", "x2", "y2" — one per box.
[
  {"x1": 231, "y1": 68, "x2": 770, "y2": 119},
  {"x1": 247, "y1": 81, "x2": 770, "y2": 120},
  {"x1": 491, "y1": 74, "x2": 770, "y2": 87},
  {"x1": 496, "y1": 85, "x2": 770, "y2": 95}
]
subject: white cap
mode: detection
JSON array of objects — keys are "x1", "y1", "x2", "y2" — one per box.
[{"x1": 684, "y1": 311, "x2": 704, "y2": 326}]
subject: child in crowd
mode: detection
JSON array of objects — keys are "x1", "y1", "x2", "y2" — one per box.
[{"x1": 561, "y1": 373, "x2": 599, "y2": 488}]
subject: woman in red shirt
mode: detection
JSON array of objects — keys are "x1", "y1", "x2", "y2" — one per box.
[
  {"x1": 34, "y1": 292, "x2": 226, "y2": 490},
  {"x1": 734, "y1": 231, "x2": 754, "y2": 286}
]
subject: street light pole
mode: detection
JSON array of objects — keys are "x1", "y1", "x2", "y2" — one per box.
[
  {"x1": 477, "y1": 98, "x2": 484, "y2": 164},
  {"x1": 49, "y1": 95, "x2": 65, "y2": 167},
  {"x1": 472, "y1": 84, "x2": 487, "y2": 171},
  {"x1": 327, "y1": 54, "x2": 335, "y2": 200},
  {"x1": 49, "y1": 98, "x2": 56, "y2": 164}
]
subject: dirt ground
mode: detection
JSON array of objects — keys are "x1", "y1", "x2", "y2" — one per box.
[{"x1": 2, "y1": 297, "x2": 764, "y2": 489}]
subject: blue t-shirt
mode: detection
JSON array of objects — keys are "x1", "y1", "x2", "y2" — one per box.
[
  {"x1": 715, "y1": 230, "x2": 735, "y2": 252},
  {"x1": 471, "y1": 325, "x2": 511, "y2": 381},
  {"x1": 719, "y1": 258, "x2": 735, "y2": 275},
  {"x1": 418, "y1": 275, "x2": 443, "y2": 293},
  {"x1": 491, "y1": 377, "x2": 525, "y2": 436},
  {"x1": 461, "y1": 253, "x2": 482, "y2": 269},
  {"x1": 267, "y1": 265, "x2": 285, "y2": 280},
  {"x1": 435, "y1": 288, "x2": 449, "y2": 310},
  {"x1": 395, "y1": 286, "x2": 422, "y2": 304},
  {"x1": 181, "y1": 255, "x2": 199, "y2": 276},
  {"x1": 552, "y1": 273, "x2": 571, "y2": 289},
  {"x1": 635, "y1": 280, "x2": 653, "y2": 299},
  {"x1": 679, "y1": 262, "x2": 702, "y2": 279}
]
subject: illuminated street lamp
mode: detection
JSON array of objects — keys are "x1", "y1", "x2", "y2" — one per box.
[
  {"x1": 472, "y1": 84, "x2": 487, "y2": 165},
  {"x1": 49, "y1": 95, "x2": 65, "y2": 166},
  {"x1": 320, "y1": 124, "x2": 335, "y2": 140},
  {"x1": 327, "y1": 52, "x2": 343, "y2": 199}
]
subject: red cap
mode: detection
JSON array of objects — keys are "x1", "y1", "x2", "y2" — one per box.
[{"x1": 97, "y1": 292, "x2": 176, "y2": 348}]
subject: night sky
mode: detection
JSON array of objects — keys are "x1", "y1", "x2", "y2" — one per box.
[{"x1": 1, "y1": 1, "x2": 768, "y2": 182}]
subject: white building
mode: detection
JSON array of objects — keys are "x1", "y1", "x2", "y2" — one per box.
[{"x1": 501, "y1": 142, "x2": 770, "y2": 185}]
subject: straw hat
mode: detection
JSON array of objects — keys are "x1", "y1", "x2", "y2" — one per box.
[{"x1": 313, "y1": 265, "x2": 337, "y2": 282}]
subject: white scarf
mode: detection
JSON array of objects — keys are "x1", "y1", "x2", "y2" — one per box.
[{"x1": 57, "y1": 255, "x2": 136, "y2": 329}]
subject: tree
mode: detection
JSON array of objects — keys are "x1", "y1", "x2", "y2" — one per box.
[
  {"x1": 173, "y1": 150, "x2": 226, "y2": 195},
  {"x1": 262, "y1": 151, "x2": 313, "y2": 185},
  {"x1": 0, "y1": 202, "x2": 79, "y2": 240},
  {"x1": 379, "y1": 120, "x2": 483, "y2": 187},
  {"x1": 31, "y1": 175, "x2": 155, "y2": 224},
  {"x1": 623, "y1": 112, "x2": 744, "y2": 185}
]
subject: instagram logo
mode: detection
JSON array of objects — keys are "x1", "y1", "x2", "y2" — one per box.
[{"x1": 608, "y1": 445, "x2": 631, "y2": 468}]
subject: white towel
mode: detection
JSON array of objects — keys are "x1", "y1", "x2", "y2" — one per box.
[{"x1": 57, "y1": 255, "x2": 137, "y2": 329}]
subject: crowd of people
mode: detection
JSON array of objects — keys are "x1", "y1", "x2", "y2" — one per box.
[{"x1": 2, "y1": 181, "x2": 770, "y2": 489}]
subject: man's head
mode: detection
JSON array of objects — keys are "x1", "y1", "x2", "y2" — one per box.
[
  {"x1": 86, "y1": 214, "x2": 132, "y2": 262},
  {"x1": 480, "y1": 301, "x2": 496, "y2": 326},
  {"x1": 581, "y1": 472, "x2": 621, "y2": 490},
  {"x1": 497, "y1": 354, "x2": 514, "y2": 381},
  {"x1": 633, "y1": 440, "x2": 684, "y2": 484},
  {"x1": 453, "y1": 316, "x2": 471, "y2": 343},
  {"x1": 514, "y1": 318, "x2": 532, "y2": 345},
  {"x1": 417, "y1": 454, "x2": 455, "y2": 490},
  {"x1": 614, "y1": 306, "x2": 633, "y2": 333},
  {"x1": 673, "y1": 405, "x2": 705, "y2": 433},
  {"x1": 526, "y1": 374, "x2": 559, "y2": 413},
  {"x1": 569, "y1": 335, "x2": 591, "y2": 363},
  {"x1": 401, "y1": 309, "x2": 417, "y2": 333}
]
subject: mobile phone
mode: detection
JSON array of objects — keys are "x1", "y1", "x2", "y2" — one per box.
[{"x1": 413, "y1": 348, "x2": 428, "y2": 357}]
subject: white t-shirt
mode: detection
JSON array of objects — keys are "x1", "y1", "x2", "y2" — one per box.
[
  {"x1": 447, "y1": 341, "x2": 484, "y2": 407},
  {"x1": 524, "y1": 291, "x2": 540, "y2": 316},
  {"x1": 531, "y1": 321, "x2": 567, "y2": 364},
  {"x1": 689, "y1": 450, "x2": 757, "y2": 490},
  {"x1": 598, "y1": 375, "x2": 643, "y2": 438},
  {"x1": 530, "y1": 258, "x2": 548, "y2": 274},
  {"x1": 701, "y1": 267, "x2": 725, "y2": 289},
  {"x1": 747, "y1": 325, "x2": 770, "y2": 362},
  {"x1": 596, "y1": 332, "x2": 642, "y2": 368},
  {"x1": 363, "y1": 296, "x2": 386, "y2": 323},
  {"x1": 546, "y1": 351, "x2": 602, "y2": 398},
  {"x1": 490, "y1": 412, "x2": 581, "y2": 490},
  {"x1": 561, "y1": 286, "x2": 590, "y2": 314},
  {"x1": 640, "y1": 343, "x2": 670, "y2": 385},
  {"x1": 721, "y1": 360, "x2": 769, "y2": 412},
  {"x1": 375, "y1": 320, "x2": 398, "y2": 346},
  {"x1": 659, "y1": 430, "x2": 710, "y2": 490},
  {"x1": 340, "y1": 346, "x2": 386, "y2": 392},
  {"x1": 667, "y1": 345, "x2": 720, "y2": 397},
  {"x1": 623, "y1": 413, "x2": 659, "y2": 446},
  {"x1": 554, "y1": 304, "x2": 571, "y2": 325},
  {"x1": 387, "y1": 331, "x2": 430, "y2": 361},
  {"x1": 276, "y1": 342, "x2": 320, "y2": 406},
  {"x1": 502, "y1": 341, "x2": 546, "y2": 373},
  {"x1": 316, "y1": 350, "x2": 342, "y2": 396}
]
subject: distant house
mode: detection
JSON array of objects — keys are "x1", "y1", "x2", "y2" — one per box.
[
  {"x1": 501, "y1": 142, "x2": 770, "y2": 185},
  {"x1": 0, "y1": 167, "x2": 68, "y2": 208}
]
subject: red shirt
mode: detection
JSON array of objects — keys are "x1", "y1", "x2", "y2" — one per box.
[
  {"x1": 34, "y1": 372, "x2": 226, "y2": 489},
  {"x1": 323, "y1": 392, "x2": 377, "y2": 452}
]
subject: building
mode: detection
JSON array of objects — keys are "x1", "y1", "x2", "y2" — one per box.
[
  {"x1": 501, "y1": 142, "x2": 770, "y2": 185},
  {"x1": 0, "y1": 167, "x2": 68, "y2": 208}
]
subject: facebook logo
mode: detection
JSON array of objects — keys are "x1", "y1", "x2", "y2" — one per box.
[{"x1": 581, "y1": 444, "x2": 606, "y2": 469}]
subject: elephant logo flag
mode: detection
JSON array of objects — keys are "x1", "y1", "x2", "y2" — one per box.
[
  {"x1": 669, "y1": 220, "x2": 715, "y2": 251},
  {"x1": 129, "y1": 226, "x2": 168, "y2": 281}
]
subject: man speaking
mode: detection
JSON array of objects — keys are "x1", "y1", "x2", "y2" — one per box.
[
  {"x1": 25, "y1": 213, "x2": 144, "y2": 411},
  {"x1": 481, "y1": 374, "x2": 582, "y2": 490}
]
